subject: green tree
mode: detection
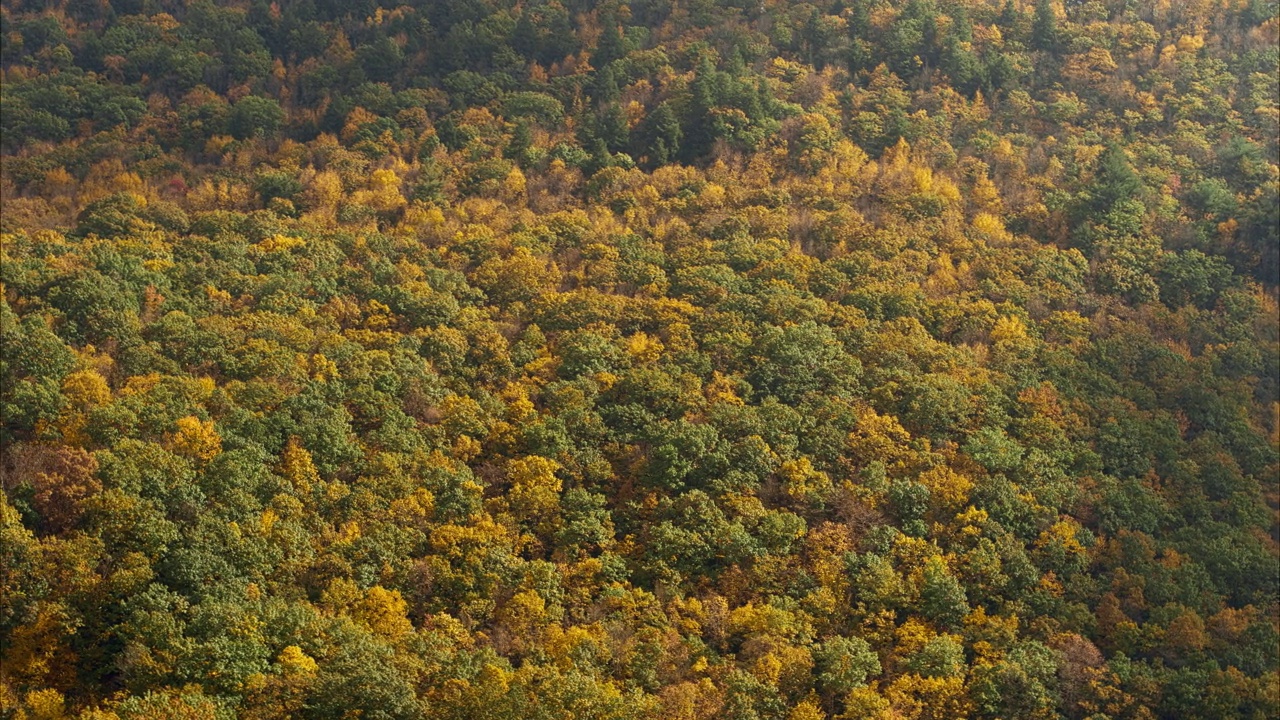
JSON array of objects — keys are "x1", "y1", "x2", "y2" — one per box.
[
  {"x1": 920, "y1": 557, "x2": 969, "y2": 631},
  {"x1": 815, "y1": 635, "x2": 881, "y2": 696},
  {"x1": 229, "y1": 96, "x2": 284, "y2": 139}
]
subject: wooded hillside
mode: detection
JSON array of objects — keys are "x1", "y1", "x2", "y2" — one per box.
[{"x1": 1, "y1": 1, "x2": 1278, "y2": 718}]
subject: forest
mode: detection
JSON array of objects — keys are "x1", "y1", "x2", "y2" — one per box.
[{"x1": 0, "y1": 0, "x2": 1277, "y2": 718}]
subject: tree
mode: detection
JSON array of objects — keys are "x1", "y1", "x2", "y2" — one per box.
[
  {"x1": 920, "y1": 557, "x2": 969, "y2": 631},
  {"x1": 506, "y1": 455, "x2": 562, "y2": 524},
  {"x1": 1086, "y1": 145, "x2": 1144, "y2": 228},
  {"x1": 1, "y1": 308, "x2": 75, "y2": 443},
  {"x1": 229, "y1": 96, "x2": 284, "y2": 139},
  {"x1": 1031, "y1": 0, "x2": 1058, "y2": 53},
  {"x1": 168, "y1": 416, "x2": 222, "y2": 461},
  {"x1": 815, "y1": 635, "x2": 880, "y2": 696},
  {"x1": 636, "y1": 102, "x2": 682, "y2": 168}
]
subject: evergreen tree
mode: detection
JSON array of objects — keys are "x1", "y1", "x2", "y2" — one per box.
[
  {"x1": 1032, "y1": 0, "x2": 1058, "y2": 53},
  {"x1": 636, "y1": 101, "x2": 682, "y2": 167}
]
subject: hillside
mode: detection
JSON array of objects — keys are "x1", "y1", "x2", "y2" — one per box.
[{"x1": 1, "y1": 1, "x2": 1278, "y2": 718}]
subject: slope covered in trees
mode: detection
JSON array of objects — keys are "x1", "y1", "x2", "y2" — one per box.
[{"x1": 1, "y1": 1, "x2": 1278, "y2": 718}]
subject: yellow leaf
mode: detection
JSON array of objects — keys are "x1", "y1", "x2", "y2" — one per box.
[
  {"x1": 278, "y1": 645, "x2": 319, "y2": 677},
  {"x1": 170, "y1": 416, "x2": 222, "y2": 461}
]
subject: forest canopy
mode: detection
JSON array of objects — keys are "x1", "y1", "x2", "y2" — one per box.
[{"x1": 0, "y1": 0, "x2": 1278, "y2": 719}]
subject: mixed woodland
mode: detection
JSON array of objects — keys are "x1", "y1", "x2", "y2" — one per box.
[{"x1": 1, "y1": 0, "x2": 1278, "y2": 718}]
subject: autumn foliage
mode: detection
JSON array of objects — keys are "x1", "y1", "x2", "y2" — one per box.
[{"x1": 1, "y1": 0, "x2": 1278, "y2": 719}]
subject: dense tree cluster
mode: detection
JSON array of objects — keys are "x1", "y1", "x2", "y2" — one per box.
[{"x1": 1, "y1": 0, "x2": 1278, "y2": 718}]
